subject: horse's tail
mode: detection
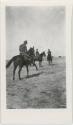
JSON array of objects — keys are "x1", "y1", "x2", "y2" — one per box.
[{"x1": 6, "y1": 57, "x2": 15, "y2": 68}]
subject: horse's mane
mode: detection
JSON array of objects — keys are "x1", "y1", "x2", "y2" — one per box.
[
  {"x1": 27, "y1": 47, "x2": 34, "y2": 56},
  {"x1": 40, "y1": 51, "x2": 45, "y2": 56}
]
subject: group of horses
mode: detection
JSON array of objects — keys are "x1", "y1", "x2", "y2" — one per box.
[{"x1": 6, "y1": 47, "x2": 52, "y2": 80}]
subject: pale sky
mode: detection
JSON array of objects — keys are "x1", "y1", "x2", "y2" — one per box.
[{"x1": 6, "y1": 6, "x2": 66, "y2": 59}]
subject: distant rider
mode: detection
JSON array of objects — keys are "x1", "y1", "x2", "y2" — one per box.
[
  {"x1": 47, "y1": 49, "x2": 52, "y2": 56},
  {"x1": 36, "y1": 49, "x2": 39, "y2": 59}
]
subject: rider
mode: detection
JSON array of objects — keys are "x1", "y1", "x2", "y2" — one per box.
[
  {"x1": 47, "y1": 49, "x2": 52, "y2": 56},
  {"x1": 36, "y1": 49, "x2": 39, "y2": 59},
  {"x1": 19, "y1": 40, "x2": 31, "y2": 60},
  {"x1": 19, "y1": 40, "x2": 27, "y2": 55}
]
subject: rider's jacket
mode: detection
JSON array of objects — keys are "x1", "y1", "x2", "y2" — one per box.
[
  {"x1": 48, "y1": 51, "x2": 51, "y2": 56},
  {"x1": 19, "y1": 43, "x2": 27, "y2": 55},
  {"x1": 36, "y1": 51, "x2": 39, "y2": 58},
  {"x1": 19, "y1": 43, "x2": 31, "y2": 61}
]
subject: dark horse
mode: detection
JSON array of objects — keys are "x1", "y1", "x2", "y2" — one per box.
[
  {"x1": 34, "y1": 51, "x2": 46, "y2": 67},
  {"x1": 47, "y1": 53, "x2": 52, "y2": 65},
  {"x1": 6, "y1": 47, "x2": 38, "y2": 80}
]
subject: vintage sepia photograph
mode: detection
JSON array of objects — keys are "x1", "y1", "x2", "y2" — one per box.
[{"x1": 6, "y1": 6, "x2": 66, "y2": 109}]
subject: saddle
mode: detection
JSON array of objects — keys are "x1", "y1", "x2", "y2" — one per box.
[{"x1": 20, "y1": 53, "x2": 31, "y2": 61}]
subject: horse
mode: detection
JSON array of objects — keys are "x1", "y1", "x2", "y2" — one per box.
[
  {"x1": 47, "y1": 53, "x2": 52, "y2": 65},
  {"x1": 34, "y1": 51, "x2": 46, "y2": 67},
  {"x1": 6, "y1": 47, "x2": 38, "y2": 80},
  {"x1": 26, "y1": 47, "x2": 46, "y2": 67}
]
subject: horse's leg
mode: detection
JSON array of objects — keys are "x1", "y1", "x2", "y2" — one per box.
[
  {"x1": 50, "y1": 58, "x2": 52, "y2": 65},
  {"x1": 51, "y1": 58, "x2": 52, "y2": 64},
  {"x1": 39, "y1": 61, "x2": 42, "y2": 67},
  {"x1": 40, "y1": 61, "x2": 42, "y2": 67},
  {"x1": 48, "y1": 60, "x2": 50, "y2": 65},
  {"x1": 39, "y1": 61, "x2": 41, "y2": 67},
  {"x1": 13, "y1": 64, "x2": 17, "y2": 80},
  {"x1": 48, "y1": 61, "x2": 49, "y2": 65},
  {"x1": 18, "y1": 66, "x2": 22, "y2": 80},
  {"x1": 33, "y1": 63, "x2": 38, "y2": 70},
  {"x1": 26, "y1": 65, "x2": 29, "y2": 77},
  {"x1": 49, "y1": 61, "x2": 50, "y2": 65}
]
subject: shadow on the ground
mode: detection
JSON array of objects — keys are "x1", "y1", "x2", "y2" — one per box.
[{"x1": 25, "y1": 72, "x2": 44, "y2": 79}]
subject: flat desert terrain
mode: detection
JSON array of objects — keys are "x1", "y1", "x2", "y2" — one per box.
[{"x1": 6, "y1": 57, "x2": 66, "y2": 109}]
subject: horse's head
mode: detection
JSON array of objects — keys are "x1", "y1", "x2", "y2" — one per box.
[
  {"x1": 42, "y1": 51, "x2": 46, "y2": 57},
  {"x1": 27, "y1": 47, "x2": 35, "y2": 56}
]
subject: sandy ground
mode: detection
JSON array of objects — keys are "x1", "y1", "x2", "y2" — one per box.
[{"x1": 6, "y1": 57, "x2": 66, "y2": 109}]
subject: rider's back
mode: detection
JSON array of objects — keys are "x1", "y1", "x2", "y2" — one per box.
[{"x1": 19, "y1": 43, "x2": 27, "y2": 55}]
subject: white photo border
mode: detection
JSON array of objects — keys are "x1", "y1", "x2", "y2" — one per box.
[{"x1": 1, "y1": 0, "x2": 72, "y2": 124}]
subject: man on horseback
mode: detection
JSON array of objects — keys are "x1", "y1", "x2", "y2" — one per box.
[
  {"x1": 6, "y1": 41, "x2": 38, "y2": 80},
  {"x1": 47, "y1": 49, "x2": 52, "y2": 65},
  {"x1": 47, "y1": 49, "x2": 51, "y2": 56},
  {"x1": 19, "y1": 40, "x2": 31, "y2": 61},
  {"x1": 35, "y1": 49, "x2": 39, "y2": 59}
]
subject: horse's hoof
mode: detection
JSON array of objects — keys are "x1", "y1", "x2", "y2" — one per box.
[{"x1": 19, "y1": 78, "x2": 21, "y2": 80}]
